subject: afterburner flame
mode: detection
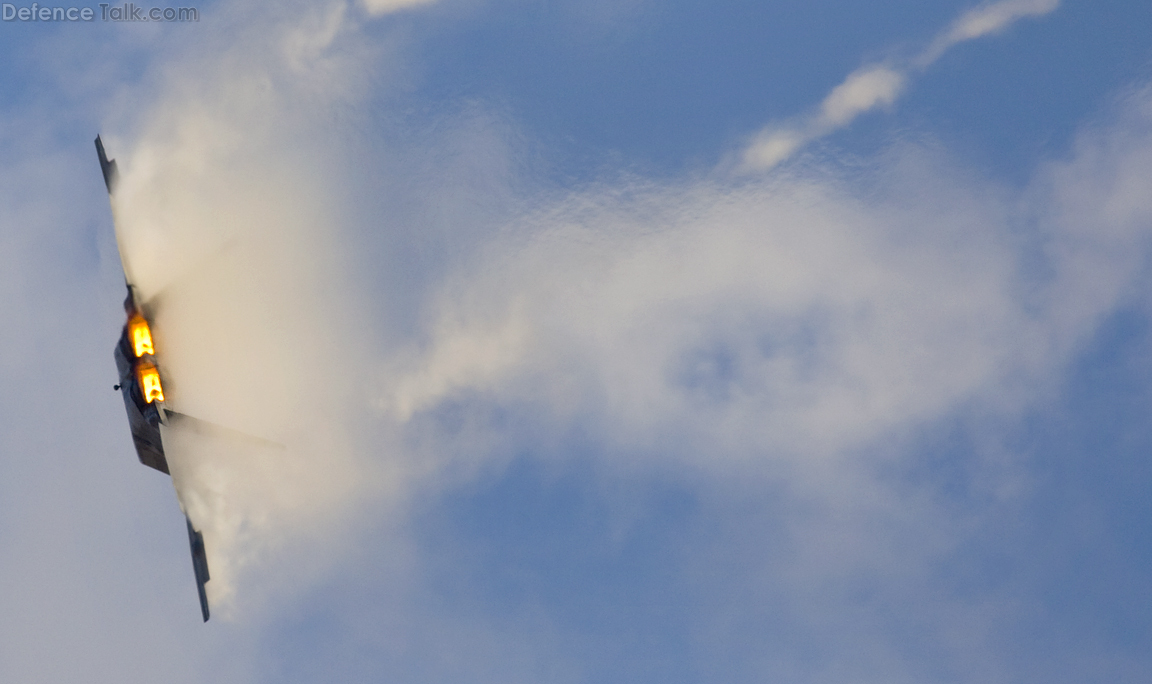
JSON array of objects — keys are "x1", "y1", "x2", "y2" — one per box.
[
  {"x1": 129, "y1": 314, "x2": 155, "y2": 357},
  {"x1": 137, "y1": 362, "x2": 165, "y2": 403}
]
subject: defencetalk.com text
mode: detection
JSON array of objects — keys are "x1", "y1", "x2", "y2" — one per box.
[{"x1": 2, "y1": 3, "x2": 199, "y2": 21}]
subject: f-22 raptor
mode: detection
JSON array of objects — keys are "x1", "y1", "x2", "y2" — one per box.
[{"x1": 96, "y1": 135, "x2": 212, "y2": 622}]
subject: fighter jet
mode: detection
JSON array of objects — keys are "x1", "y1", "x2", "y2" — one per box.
[{"x1": 96, "y1": 135, "x2": 212, "y2": 622}]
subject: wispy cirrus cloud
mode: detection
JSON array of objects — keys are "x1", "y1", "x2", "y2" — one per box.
[
  {"x1": 739, "y1": 0, "x2": 1061, "y2": 172},
  {"x1": 919, "y1": 0, "x2": 1061, "y2": 66},
  {"x1": 360, "y1": 0, "x2": 440, "y2": 16}
]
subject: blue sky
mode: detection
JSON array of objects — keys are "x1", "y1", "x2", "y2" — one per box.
[{"x1": 2, "y1": 1, "x2": 1152, "y2": 682}]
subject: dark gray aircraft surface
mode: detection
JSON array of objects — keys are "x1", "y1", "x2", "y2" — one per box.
[{"x1": 96, "y1": 136, "x2": 212, "y2": 622}]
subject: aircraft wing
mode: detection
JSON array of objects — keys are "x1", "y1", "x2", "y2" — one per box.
[
  {"x1": 95, "y1": 135, "x2": 119, "y2": 194},
  {"x1": 97, "y1": 135, "x2": 212, "y2": 622},
  {"x1": 187, "y1": 517, "x2": 211, "y2": 622}
]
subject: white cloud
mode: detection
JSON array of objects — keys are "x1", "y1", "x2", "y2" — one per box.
[
  {"x1": 921, "y1": 0, "x2": 1061, "y2": 65},
  {"x1": 96, "y1": 0, "x2": 1148, "y2": 635},
  {"x1": 740, "y1": 0, "x2": 1060, "y2": 172},
  {"x1": 386, "y1": 114, "x2": 1152, "y2": 478},
  {"x1": 361, "y1": 0, "x2": 439, "y2": 16},
  {"x1": 364, "y1": 82, "x2": 1152, "y2": 684},
  {"x1": 740, "y1": 128, "x2": 806, "y2": 172},
  {"x1": 3, "y1": 0, "x2": 1148, "y2": 681},
  {"x1": 818, "y1": 66, "x2": 906, "y2": 127}
]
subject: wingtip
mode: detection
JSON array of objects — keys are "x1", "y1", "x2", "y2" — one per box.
[
  {"x1": 95, "y1": 134, "x2": 120, "y2": 195},
  {"x1": 186, "y1": 517, "x2": 212, "y2": 623}
]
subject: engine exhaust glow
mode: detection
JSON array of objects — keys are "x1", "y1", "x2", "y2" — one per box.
[
  {"x1": 137, "y1": 362, "x2": 165, "y2": 403},
  {"x1": 129, "y1": 314, "x2": 155, "y2": 357}
]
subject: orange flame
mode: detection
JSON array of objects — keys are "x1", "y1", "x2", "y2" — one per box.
[
  {"x1": 129, "y1": 314, "x2": 154, "y2": 357},
  {"x1": 137, "y1": 362, "x2": 165, "y2": 403}
]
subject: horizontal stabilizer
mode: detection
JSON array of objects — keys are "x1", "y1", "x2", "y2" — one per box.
[{"x1": 186, "y1": 517, "x2": 210, "y2": 622}]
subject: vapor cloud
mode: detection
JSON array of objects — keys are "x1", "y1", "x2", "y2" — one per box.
[
  {"x1": 100, "y1": 0, "x2": 1149, "y2": 633},
  {"x1": 740, "y1": 0, "x2": 1061, "y2": 172},
  {"x1": 102, "y1": 0, "x2": 393, "y2": 614},
  {"x1": 44, "y1": 0, "x2": 1148, "y2": 679}
]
